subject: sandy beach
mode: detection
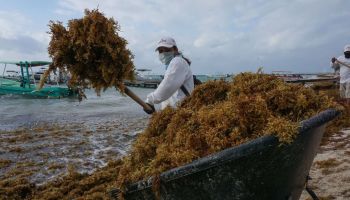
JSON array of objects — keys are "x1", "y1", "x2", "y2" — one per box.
[{"x1": 300, "y1": 128, "x2": 350, "y2": 200}]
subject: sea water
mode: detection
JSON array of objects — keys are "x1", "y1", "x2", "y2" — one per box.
[{"x1": 0, "y1": 87, "x2": 153, "y2": 130}]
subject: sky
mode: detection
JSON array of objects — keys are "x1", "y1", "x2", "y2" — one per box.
[{"x1": 0, "y1": 0, "x2": 349, "y2": 75}]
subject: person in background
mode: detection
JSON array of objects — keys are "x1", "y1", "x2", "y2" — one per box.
[
  {"x1": 144, "y1": 37, "x2": 194, "y2": 114},
  {"x1": 331, "y1": 44, "x2": 350, "y2": 104}
]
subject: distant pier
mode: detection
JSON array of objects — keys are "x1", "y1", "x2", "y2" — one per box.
[{"x1": 124, "y1": 80, "x2": 160, "y2": 89}]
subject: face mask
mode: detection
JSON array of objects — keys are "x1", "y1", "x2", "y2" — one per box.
[
  {"x1": 344, "y1": 52, "x2": 350, "y2": 59},
  {"x1": 159, "y1": 51, "x2": 174, "y2": 67}
]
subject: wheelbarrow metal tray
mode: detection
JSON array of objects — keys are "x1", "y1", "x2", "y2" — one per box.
[{"x1": 121, "y1": 109, "x2": 340, "y2": 200}]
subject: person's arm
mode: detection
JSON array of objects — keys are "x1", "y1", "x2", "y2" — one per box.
[
  {"x1": 330, "y1": 57, "x2": 340, "y2": 71},
  {"x1": 146, "y1": 58, "x2": 187, "y2": 105}
]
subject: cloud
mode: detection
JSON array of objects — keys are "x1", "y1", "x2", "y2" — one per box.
[
  {"x1": 0, "y1": 11, "x2": 30, "y2": 39},
  {"x1": 1, "y1": 0, "x2": 349, "y2": 74},
  {"x1": 54, "y1": 8, "x2": 76, "y2": 16},
  {"x1": 250, "y1": 1, "x2": 349, "y2": 52},
  {"x1": 0, "y1": 11, "x2": 49, "y2": 61},
  {"x1": 0, "y1": 36, "x2": 45, "y2": 53},
  {"x1": 194, "y1": 32, "x2": 233, "y2": 49}
]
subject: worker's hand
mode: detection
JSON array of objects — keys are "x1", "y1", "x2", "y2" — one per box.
[
  {"x1": 331, "y1": 57, "x2": 337, "y2": 63},
  {"x1": 143, "y1": 103, "x2": 155, "y2": 115}
]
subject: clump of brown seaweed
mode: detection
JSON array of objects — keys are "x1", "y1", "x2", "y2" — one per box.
[
  {"x1": 2, "y1": 72, "x2": 346, "y2": 200},
  {"x1": 40, "y1": 9, "x2": 135, "y2": 96}
]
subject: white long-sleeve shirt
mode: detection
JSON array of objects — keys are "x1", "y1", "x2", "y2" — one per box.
[
  {"x1": 146, "y1": 56, "x2": 194, "y2": 109},
  {"x1": 331, "y1": 55, "x2": 350, "y2": 83}
]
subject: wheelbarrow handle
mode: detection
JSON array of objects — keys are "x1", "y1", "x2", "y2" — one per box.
[{"x1": 124, "y1": 86, "x2": 154, "y2": 112}]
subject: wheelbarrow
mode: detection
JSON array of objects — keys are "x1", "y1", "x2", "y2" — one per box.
[{"x1": 110, "y1": 109, "x2": 340, "y2": 200}]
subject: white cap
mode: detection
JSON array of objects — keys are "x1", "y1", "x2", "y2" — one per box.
[
  {"x1": 344, "y1": 44, "x2": 350, "y2": 52},
  {"x1": 155, "y1": 37, "x2": 177, "y2": 51}
]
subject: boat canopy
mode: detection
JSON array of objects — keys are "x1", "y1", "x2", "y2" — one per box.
[{"x1": 0, "y1": 61, "x2": 51, "y2": 67}]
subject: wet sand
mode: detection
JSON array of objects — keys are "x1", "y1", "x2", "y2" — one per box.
[
  {"x1": 0, "y1": 117, "x2": 148, "y2": 185},
  {"x1": 300, "y1": 129, "x2": 350, "y2": 200}
]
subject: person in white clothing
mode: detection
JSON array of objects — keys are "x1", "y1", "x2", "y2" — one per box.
[
  {"x1": 144, "y1": 37, "x2": 194, "y2": 114},
  {"x1": 331, "y1": 44, "x2": 350, "y2": 104}
]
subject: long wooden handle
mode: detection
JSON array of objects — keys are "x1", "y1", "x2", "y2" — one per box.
[
  {"x1": 335, "y1": 59, "x2": 350, "y2": 68},
  {"x1": 124, "y1": 86, "x2": 153, "y2": 111}
]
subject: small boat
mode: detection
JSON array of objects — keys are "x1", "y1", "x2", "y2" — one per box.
[
  {"x1": 33, "y1": 67, "x2": 47, "y2": 81},
  {"x1": 0, "y1": 61, "x2": 77, "y2": 98},
  {"x1": 110, "y1": 109, "x2": 340, "y2": 200},
  {"x1": 3, "y1": 70, "x2": 21, "y2": 81}
]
